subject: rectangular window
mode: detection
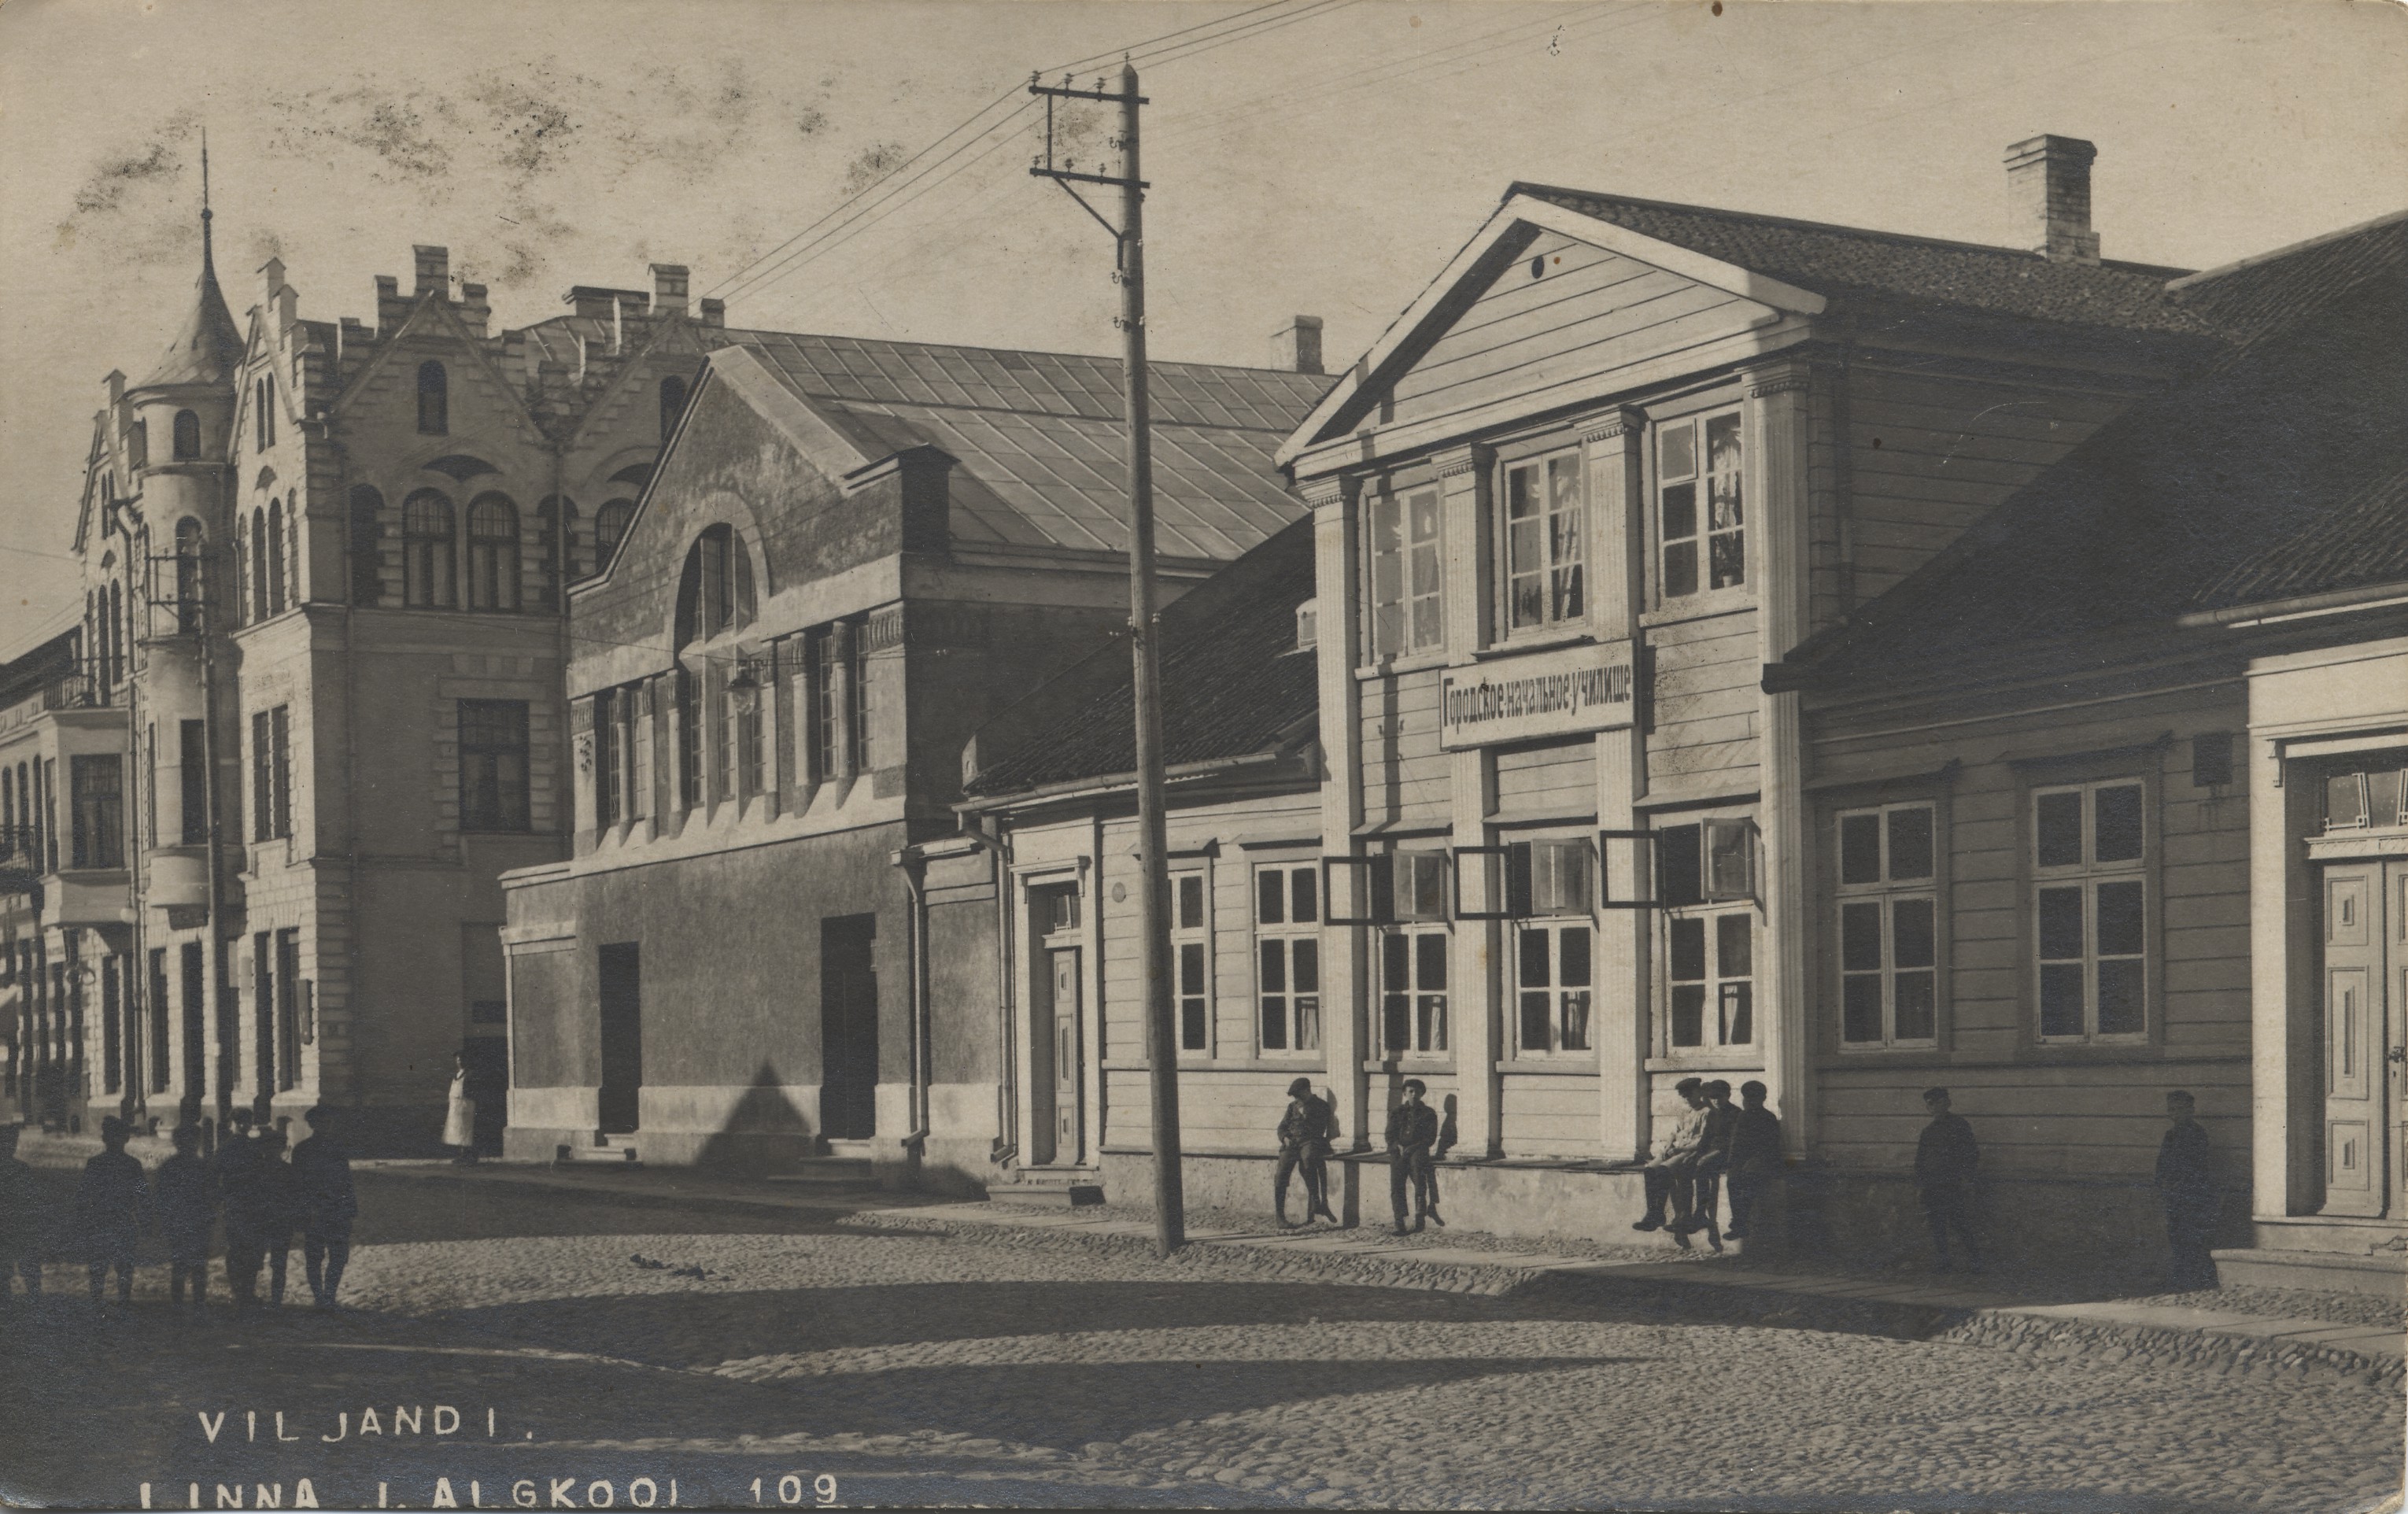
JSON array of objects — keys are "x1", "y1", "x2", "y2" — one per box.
[
  {"x1": 1367, "y1": 486, "x2": 1444, "y2": 658},
  {"x1": 1516, "y1": 921, "x2": 1593, "y2": 1054},
  {"x1": 1254, "y1": 862, "x2": 1320, "y2": 1054},
  {"x1": 149, "y1": 947, "x2": 171, "y2": 1094},
  {"x1": 594, "y1": 691, "x2": 622, "y2": 827},
  {"x1": 1379, "y1": 927, "x2": 1449, "y2": 1056},
  {"x1": 812, "y1": 632, "x2": 837, "y2": 781},
  {"x1": 69, "y1": 754, "x2": 124, "y2": 869},
  {"x1": 144, "y1": 723, "x2": 157, "y2": 851},
  {"x1": 175, "y1": 719, "x2": 206, "y2": 847},
  {"x1": 675, "y1": 668, "x2": 703, "y2": 809},
  {"x1": 275, "y1": 929, "x2": 301, "y2": 1091},
  {"x1": 1174, "y1": 872, "x2": 1210, "y2": 1053},
  {"x1": 101, "y1": 955, "x2": 121, "y2": 1095},
  {"x1": 253, "y1": 931, "x2": 274, "y2": 1096},
  {"x1": 249, "y1": 707, "x2": 290, "y2": 842},
  {"x1": 458, "y1": 699, "x2": 530, "y2": 833},
  {"x1": 1502, "y1": 452, "x2": 1584, "y2": 633},
  {"x1": 2033, "y1": 779, "x2": 2148, "y2": 1043},
  {"x1": 1667, "y1": 911, "x2": 1754, "y2": 1050},
  {"x1": 1658, "y1": 411, "x2": 1743, "y2": 600},
  {"x1": 852, "y1": 631, "x2": 876, "y2": 774},
  {"x1": 1836, "y1": 803, "x2": 1940, "y2": 1047}
]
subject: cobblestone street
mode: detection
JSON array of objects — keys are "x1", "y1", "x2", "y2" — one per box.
[{"x1": 0, "y1": 1166, "x2": 2399, "y2": 1512}]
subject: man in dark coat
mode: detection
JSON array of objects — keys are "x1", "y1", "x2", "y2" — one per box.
[
  {"x1": 290, "y1": 1107, "x2": 359, "y2": 1308},
  {"x1": 1723, "y1": 1080, "x2": 1782, "y2": 1241},
  {"x1": 1915, "y1": 1087, "x2": 1982, "y2": 1272},
  {"x1": 153, "y1": 1124, "x2": 219, "y2": 1313},
  {"x1": 1274, "y1": 1077, "x2": 1338, "y2": 1228},
  {"x1": 2154, "y1": 1090, "x2": 2220, "y2": 1291},
  {"x1": 76, "y1": 1117, "x2": 146, "y2": 1307},
  {"x1": 0, "y1": 1124, "x2": 46, "y2": 1307},
  {"x1": 1384, "y1": 1080, "x2": 1440, "y2": 1235},
  {"x1": 226, "y1": 1126, "x2": 299, "y2": 1308}
]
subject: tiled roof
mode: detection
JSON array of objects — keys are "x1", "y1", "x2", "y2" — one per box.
[
  {"x1": 1776, "y1": 214, "x2": 2408, "y2": 689},
  {"x1": 2169, "y1": 210, "x2": 2408, "y2": 343},
  {"x1": 962, "y1": 516, "x2": 1320, "y2": 796},
  {"x1": 1512, "y1": 184, "x2": 2214, "y2": 337},
  {"x1": 134, "y1": 253, "x2": 245, "y2": 391},
  {"x1": 733, "y1": 332, "x2": 1330, "y2": 562}
]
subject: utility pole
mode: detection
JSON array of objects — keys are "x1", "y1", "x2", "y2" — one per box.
[{"x1": 1030, "y1": 61, "x2": 1184, "y2": 1257}]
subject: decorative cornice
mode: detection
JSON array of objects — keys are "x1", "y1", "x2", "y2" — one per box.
[
  {"x1": 1742, "y1": 364, "x2": 1813, "y2": 400},
  {"x1": 1576, "y1": 406, "x2": 1649, "y2": 445},
  {"x1": 1432, "y1": 441, "x2": 1493, "y2": 481}
]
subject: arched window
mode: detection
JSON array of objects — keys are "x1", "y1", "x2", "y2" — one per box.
[
  {"x1": 674, "y1": 523, "x2": 753, "y2": 648},
  {"x1": 416, "y1": 361, "x2": 449, "y2": 436},
  {"x1": 172, "y1": 410, "x2": 201, "y2": 461},
  {"x1": 249, "y1": 507, "x2": 270, "y2": 622},
  {"x1": 534, "y1": 497, "x2": 575, "y2": 611},
  {"x1": 593, "y1": 499, "x2": 635, "y2": 578},
  {"x1": 660, "y1": 375, "x2": 689, "y2": 443},
  {"x1": 402, "y1": 490, "x2": 456, "y2": 608},
  {"x1": 348, "y1": 487, "x2": 384, "y2": 607},
  {"x1": 255, "y1": 376, "x2": 277, "y2": 452},
  {"x1": 174, "y1": 518, "x2": 205, "y2": 633},
  {"x1": 466, "y1": 493, "x2": 520, "y2": 611},
  {"x1": 128, "y1": 420, "x2": 149, "y2": 471},
  {"x1": 266, "y1": 499, "x2": 287, "y2": 615}
]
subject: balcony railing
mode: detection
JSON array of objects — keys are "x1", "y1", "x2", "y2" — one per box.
[{"x1": 41, "y1": 671, "x2": 107, "y2": 711}]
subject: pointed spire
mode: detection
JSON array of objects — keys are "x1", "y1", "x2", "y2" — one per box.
[{"x1": 131, "y1": 132, "x2": 243, "y2": 393}]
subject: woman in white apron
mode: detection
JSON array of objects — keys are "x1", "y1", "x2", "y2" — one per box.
[{"x1": 443, "y1": 1053, "x2": 478, "y2": 1164}]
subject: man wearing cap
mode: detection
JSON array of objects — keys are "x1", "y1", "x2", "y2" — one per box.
[
  {"x1": 1723, "y1": 1080, "x2": 1783, "y2": 1240},
  {"x1": 290, "y1": 1106, "x2": 359, "y2": 1308},
  {"x1": 1634, "y1": 1077, "x2": 1711, "y2": 1233},
  {"x1": 75, "y1": 1117, "x2": 146, "y2": 1308},
  {"x1": 1383, "y1": 1080, "x2": 1440, "y2": 1235},
  {"x1": 2153, "y1": 1091, "x2": 2219, "y2": 1292},
  {"x1": 1274, "y1": 1077, "x2": 1338, "y2": 1228},
  {"x1": 1915, "y1": 1087, "x2": 1983, "y2": 1272}
]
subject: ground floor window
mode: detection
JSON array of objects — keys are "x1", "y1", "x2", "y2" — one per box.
[
  {"x1": 1175, "y1": 872, "x2": 1210, "y2": 1052},
  {"x1": 1380, "y1": 927, "x2": 1449, "y2": 1056},
  {"x1": 1516, "y1": 921, "x2": 1591, "y2": 1054},
  {"x1": 1256, "y1": 862, "x2": 1320, "y2": 1053},
  {"x1": 1669, "y1": 909, "x2": 1752, "y2": 1048}
]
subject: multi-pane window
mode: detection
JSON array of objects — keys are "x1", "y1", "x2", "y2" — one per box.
[
  {"x1": 2323, "y1": 757, "x2": 2408, "y2": 832},
  {"x1": 403, "y1": 491, "x2": 456, "y2": 608},
  {"x1": 660, "y1": 375, "x2": 689, "y2": 442},
  {"x1": 853, "y1": 633, "x2": 876, "y2": 774},
  {"x1": 458, "y1": 699, "x2": 531, "y2": 833},
  {"x1": 249, "y1": 707, "x2": 290, "y2": 843},
  {"x1": 675, "y1": 667, "x2": 703, "y2": 809},
  {"x1": 172, "y1": 409, "x2": 201, "y2": 461},
  {"x1": 466, "y1": 494, "x2": 520, "y2": 611},
  {"x1": 175, "y1": 516, "x2": 206, "y2": 632},
  {"x1": 1503, "y1": 452, "x2": 1583, "y2": 633},
  {"x1": 1175, "y1": 872, "x2": 1210, "y2": 1053},
  {"x1": 1380, "y1": 928, "x2": 1449, "y2": 1056},
  {"x1": 1367, "y1": 486, "x2": 1444, "y2": 657},
  {"x1": 349, "y1": 487, "x2": 384, "y2": 607},
  {"x1": 416, "y1": 361, "x2": 449, "y2": 435},
  {"x1": 593, "y1": 500, "x2": 635, "y2": 578},
  {"x1": 1255, "y1": 862, "x2": 1320, "y2": 1053},
  {"x1": 266, "y1": 500, "x2": 287, "y2": 615},
  {"x1": 68, "y1": 755, "x2": 124, "y2": 870},
  {"x1": 1659, "y1": 819, "x2": 1756, "y2": 1050},
  {"x1": 813, "y1": 633, "x2": 839, "y2": 781},
  {"x1": 179, "y1": 720, "x2": 208, "y2": 845},
  {"x1": 535, "y1": 497, "x2": 575, "y2": 610},
  {"x1": 1837, "y1": 803, "x2": 1939, "y2": 1047},
  {"x1": 2034, "y1": 780, "x2": 2147, "y2": 1041},
  {"x1": 275, "y1": 929, "x2": 301, "y2": 1092},
  {"x1": 594, "y1": 689, "x2": 622, "y2": 827},
  {"x1": 1658, "y1": 411, "x2": 1744, "y2": 598}
]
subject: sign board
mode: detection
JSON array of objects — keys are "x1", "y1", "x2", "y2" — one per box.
[{"x1": 1439, "y1": 639, "x2": 1637, "y2": 749}]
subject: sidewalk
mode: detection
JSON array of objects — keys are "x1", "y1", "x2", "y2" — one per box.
[{"x1": 859, "y1": 1198, "x2": 2407, "y2": 1376}]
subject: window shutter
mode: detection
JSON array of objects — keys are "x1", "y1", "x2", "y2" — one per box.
[
  {"x1": 1702, "y1": 818, "x2": 1756, "y2": 902},
  {"x1": 1503, "y1": 843, "x2": 1535, "y2": 919},
  {"x1": 1391, "y1": 850, "x2": 1447, "y2": 921},
  {"x1": 1529, "y1": 839, "x2": 1593, "y2": 915}
]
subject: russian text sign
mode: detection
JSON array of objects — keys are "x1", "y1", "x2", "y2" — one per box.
[{"x1": 1439, "y1": 639, "x2": 1636, "y2": 749}]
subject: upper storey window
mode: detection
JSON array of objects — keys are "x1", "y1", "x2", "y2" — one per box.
[
  {"x1": 172, "y1": 410, "x2": 201, "y2": 461},
  {"x1": 660, "y1": 375, "x2": 689, "y2": 443},
  {"x1": 674, "y1": 524, "x2": 754, "y2": 648},
  {"x1": 403, "y1": 490, "x2": 456, "y2": 608},
  {"x1": 1502, "y1": 452, "x2": 1583, "y2": 634},
  {"x1": 592, "y1": 499, "x2": 635, "y2": 579},
  {"x1": 1366, "y1": 486, "x2": 1442, "y2": 659},
  {"x1": 1658, "y1": 411, "x2": 1743, "y2": 600},
  {"x1": 417, "y1": 361, "x2": 449, "y2": 436},
  {"x1": 254, "y1": 376, "x2": 277, "y2": 452}
]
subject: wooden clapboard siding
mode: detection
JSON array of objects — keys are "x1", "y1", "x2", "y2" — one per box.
[
  {"x1": 1493, "y1": 739, "x2": 1597, "y2": 819},
  {"x1": 1815, "y1": 1064, "x2": 2251, "y2": 1177},
  {"x1": 1387, "y1": 231, "x2": 1775, "y2": 432},
  {"x1": 1107, "y1": 1065, "x2": 1342, "y2": 1151},
  {"x1": 1360, "y1": 667, "x2": 1450, "y2": 830},
  {"x1": 1647, "y1": 608, "x2": 1760, "y2": 786},
  {"x1": 1498, "y1": 1071, "x2": 1601, "y2": 1156}
]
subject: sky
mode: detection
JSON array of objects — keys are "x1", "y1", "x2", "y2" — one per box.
[{"x1": 2, "y1": 0, "x2": 2402, "y2": 655}]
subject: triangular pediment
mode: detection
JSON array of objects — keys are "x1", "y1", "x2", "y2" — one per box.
[
  {"x1": 327, "y1": 295, "x2": 547, "y2": 448},
  {"x1": 1278, "y1": 193, "x2": 1824, "y2": 466}
]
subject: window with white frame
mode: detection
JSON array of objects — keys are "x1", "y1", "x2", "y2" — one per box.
[
  {"x1": 1379, "y1": 928, "x2": 1448, "y2": 1056},
  {"x1": 1174, "y1": 871, "x2": 1210, "y2": 1053},
  {"x1": 1255, "y1": 862, "x2": 1320, "y2": 1053},
  {"x1": 1508, "y1": 838, "x2": 1593, "y2": 1054},
  {"x1": 1836, "y1": 803, "x2": 1939, "y2": 1047},
  {"x1": 1659, "y1": 820, "x2": 1756, "y2": 1050},
  {"x1": 1657, "y1": 411, "x2": 1743, "y2": 599},
  {"x1": 1502, "y1": 452, "x2": 1584, "y2": 633},
  {"x1": 1367, "y1": 486, "x2": 1444, "y2": 658},
  {"x1": 2033, "y1": 780, "x2": 2147, "y2": 1041}
]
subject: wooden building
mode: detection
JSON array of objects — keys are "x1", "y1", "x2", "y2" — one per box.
[{"x1": 1772, "y1": 210, "x2": 2408, "y2": 1287}]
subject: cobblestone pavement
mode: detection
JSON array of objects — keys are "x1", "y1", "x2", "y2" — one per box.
[{"x1": 0, "y1": 1169, "x2": 2398, "y2": 1512}]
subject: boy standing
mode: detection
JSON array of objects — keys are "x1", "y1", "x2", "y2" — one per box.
[
  {"x1": 1274, "y1": 1079, "x2": 1339, "y2": 1228},
  {"x1": 2154, "y1": 1091, "x2": 2219, "y2": 1291},
  {"x1": 1915, "y1": 1087, "x2": 1982, "y2": 1273},
  {"x1": 1723, "y1": 1081, "x2": 1782, "y2": 1241},
  {"x1": 1383, "y1": 1080, "x2": 1439, "y2": 1235},
  {"x1": 153, "y1": 1126, "x2": 219, "y2": 1313},
  {"x1": 76, "y1": 1117, "x2": 146, "y2": 1307},
  {"x1": 290, "y1": 1107, "x2": 358, "y2": 1308}
]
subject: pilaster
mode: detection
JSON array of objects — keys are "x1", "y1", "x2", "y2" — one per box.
[
  {"x1": 1307, "y1": 472, "x2": 1368, "y2": 1149},
  {"x1": 1582, "y1": 407, "x2": 1650, "y2": 1161},
  {"x1": 1745, "y1": 364, "x2": 1813, "y2": 1153}
]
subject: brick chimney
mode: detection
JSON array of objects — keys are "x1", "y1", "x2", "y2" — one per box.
[
  {"x1": 650, "y1": 263, "x2": 690, "y2": 317},
  {"x1": 413, "y1": 245, "x2": 451, "y2": 298},
  {"x1": 1271, "y1": 316, "x2": 1324, "y2": 375},
  {"x1": 2005, "y1": 135, "x2": 2100, "y2": 264}
]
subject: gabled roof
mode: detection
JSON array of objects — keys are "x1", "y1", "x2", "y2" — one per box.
[
  {"x1": 730, "y1": 332, "x2": 1328, "y2": 562},
  {"x1": 962, "y1": 515, "x2": 1320, "y2": 798},
  {"x1": 1774, "y1": 211, "x2": 2408, "y2": 693},
  {"x1": 134, "y1": 242, "x2": 243, "y2": 392}
]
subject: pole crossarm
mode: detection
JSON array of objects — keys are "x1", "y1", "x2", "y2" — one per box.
[{"x1": 1029, "y1": 167, "x2": 1149, "y2": 190}]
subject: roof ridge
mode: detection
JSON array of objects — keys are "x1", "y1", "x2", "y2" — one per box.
[
  {"x1": 2166, "y1": 205, "x2": 2408, "y2": 294},
  {"x1": 1506, "y1": 181, "x2": 2195, "y2": 279},
  {"x1": 721, "y1": 326, "x2": 1326, "y2": 382}
]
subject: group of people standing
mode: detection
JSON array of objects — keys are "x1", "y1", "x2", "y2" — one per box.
[
  {"x1": 0, "y1": 1106, "x2": 356, "y2": 1314},
  {"x1": 1270, "y1": 1076, "x2": 1453, "y2": 1235}
]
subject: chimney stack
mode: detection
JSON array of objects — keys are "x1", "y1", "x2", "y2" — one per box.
[
  {"x1": 458, "y1": 280, "x2": 490, "y2": 336},
  {"x1": 412, "y1": 244, "x2": 451, "y2": 298},
  {"x1": 2005, "y1": 135, "x2": 2100, "y2": 264},
  {"x1": 1271, "y1": 315, "x2": 1324, "y2": 375},
  {"x1": 699, "y1": 297, "x2": 726, "y2": 329},
  {"x1": 650, "y1": 263, "x2": 690, "y2": 317}
]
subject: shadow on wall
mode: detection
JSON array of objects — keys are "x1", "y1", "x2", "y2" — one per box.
[{"x1": 692, "y1": 1061, "x2": 815, "y2": 1172}]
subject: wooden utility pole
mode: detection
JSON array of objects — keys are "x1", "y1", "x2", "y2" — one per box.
[{"x1": 1031, "y1": 61, "x2": 1184, "y2": 1256}]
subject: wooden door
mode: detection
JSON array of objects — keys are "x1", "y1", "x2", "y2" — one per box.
[
  {"x1": 1051, "y1": 949, "x2": 1083, "y2": 1164},
  {"x1": 819, "y1": 916, "x2": 879, "y2": 1142},
  {"x1": 1028, "y1": 944, "x2": 1059, "y2": 1166},
  {"x1": 2389, "y1": 863, "x2": 2408, "y2": 1220},
  {"x1": 596, "y1": 943, "x2": 642, "y2": 1135},
  {"x1": 2321, "y1": 864, "x2": 2388, "y2": 1215}
]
